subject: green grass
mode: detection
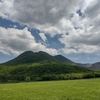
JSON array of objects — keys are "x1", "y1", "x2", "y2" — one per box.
[{"x1": 0, "y1": 78, "x2": 100, "y2": 100}]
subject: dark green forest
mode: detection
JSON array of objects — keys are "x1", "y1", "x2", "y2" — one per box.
[{"x1": 0, "y1": 63, "x2": 93, "y2": 82}]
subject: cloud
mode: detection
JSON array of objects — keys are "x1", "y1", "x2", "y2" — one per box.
[
  {"x1": 84, "y1": 0, "x2": 100, "y2": 18},
  {"x1": 57, "y1": 0, "x2": 100, "y2": 54},
  {"x1": 0, "y1": 0, "x2": 100, "y2": 56},
  {"x1": 59, "y1": 29, "x2": 100, "y2": 54},
  {"x1": 39, "y1": 33, "x2": 47, "y2": 42},
  {"x1": 0, "y1": 27, "x2": 58, "y2": 55},
  {"x1": 83, "y1": 0, "x2": 100, "y2": 34},
  {"x1": 0, "y1": 0, "x2": 80, "y2": 36}
]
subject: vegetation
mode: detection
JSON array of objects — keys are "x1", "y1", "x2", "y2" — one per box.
[
  {"x1": 54, "y1": 55, "x2": 75, "y2": 64},
  {"x1": 4, "y1": 51, "x2": 74, "y2": 65},
  {"x1": 0, "y1": 63, "x2": 100, "y2": 83},
  {"x1": 0, "y1": 51, "x2": 100, "y2": 83},
  {"x1": 0, "y1": 78, "x2": 100, "y2": 100},
  {"x1": 4, "y1": 51, "x2": 59, "y2": 65}
]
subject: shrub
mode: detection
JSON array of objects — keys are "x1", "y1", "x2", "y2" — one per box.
[{"x1": 25, "y1": 76, "x2": 31, "y2": 82}]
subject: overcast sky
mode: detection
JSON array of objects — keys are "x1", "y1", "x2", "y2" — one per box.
[{"x1": 0, "y1": 0, "x2": 100, "y2": 63}]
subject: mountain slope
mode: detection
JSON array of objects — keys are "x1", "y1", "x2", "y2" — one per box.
[
  {"x1": 3, "y1": 51, "x2": 77, "y2": 65},
  {"x1": 4, "y1": 51, "x2": 58, "y2": 65},
  {"x1": 54, "y1": 55, "x2": 75, "y2": 64},
  {"x1": 76, "y1": 63, "x2": 92, "y2": 68},
  {"x1": 16, "y1": 51, "x2": 34, "y2": 59},
  {"x1": 90, "y1": 62, "x2": 100, "y2": 70}
]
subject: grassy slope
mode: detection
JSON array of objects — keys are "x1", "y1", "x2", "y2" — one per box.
[{"x1": 0, "y1": 78, "x2": 100, "y2": 100}]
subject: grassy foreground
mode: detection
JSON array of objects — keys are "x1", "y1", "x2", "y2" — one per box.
[{"x1": 0, "y1": 79, "x2": 100, "y2": 100}]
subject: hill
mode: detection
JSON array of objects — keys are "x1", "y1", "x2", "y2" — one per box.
[
  {"x1": 90, "y1": 62, "x2": 100, "y2": 70},
  {"x1": 0, "y1": 51, "x2": 94, "y2": 83},
  {"x1": 77, "y1": 63, "x2": 92, "y2": 68},
  {"x1": 3, "y1": 51, "x2": 75, "y2": 65},
  {"x1": 4, "y1": 51, "x2": 58, "y2": 65},
  {"x1": 54, "y1": 55, "x2": 75, "y2": 64}
]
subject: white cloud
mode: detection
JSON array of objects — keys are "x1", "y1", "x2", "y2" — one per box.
[
  {"x1": 0, "y1": 0, "x2": 100, "y2": 55},
  {"x1": 0, "y1": 27, "x2": 58, "y2": 55},
  {"x1": 59, "y1": 29, "x2": 100, "y2": 54},
  {"x1": 0, "y1": 0, "x2": 80, "y2": 36},
  {"x1": 39, "y1": 33, "x2": 47, "y2": 42},
  {"x1": 13, "y1": 25, "x2": 17, "y2": 28},
  {"x1": 80, "y1": 0, "x2": 95, "y2": 12},
  {"x1": 58, "y1": 0, "x2": 100, "y2": 55}
]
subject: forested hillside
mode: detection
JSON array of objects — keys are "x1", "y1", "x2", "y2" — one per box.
[{"x1": 0, "y1": 51, "x2": 99, "y2": 83}]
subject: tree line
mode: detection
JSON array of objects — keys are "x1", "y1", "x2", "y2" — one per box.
[{"x1": 0, "y1": 63, "x2": 100, "y2": 83}]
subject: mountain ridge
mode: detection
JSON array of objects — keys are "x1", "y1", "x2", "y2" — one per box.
[
  {"x1": 90, "y1": 62, "x2": 100, "y2": 70},
  {"x1": 3, "y1": 51, "x2": 59, "y2": 65},
  {"x1": 54, "y1": 55, "x2": 75, "y2": 64},
  {"x1": 3, "y1": 51, "x2": 74, "y2": 65},
  {"x1": 2, "y1": 50, "x2": 100, "y2": 71}
]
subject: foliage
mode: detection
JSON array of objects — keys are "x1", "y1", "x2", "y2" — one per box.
[{"x1": 0, "y1": 62, "x2": 99, "y2": 83}]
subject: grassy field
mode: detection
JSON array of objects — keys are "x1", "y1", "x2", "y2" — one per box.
[{"x1": 0, "y1": 78, "x2": 100, "y2": 100}]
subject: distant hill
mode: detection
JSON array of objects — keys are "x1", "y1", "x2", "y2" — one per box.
[
  {"x1": 77, "y1": 63, "x2": 92, "y2": 68},
  {"x1": 90, "y1": 62, "x2": 100, "y2": 70},
  {"x1": 3, "y1": 51, "x2": 74, "y2": 65},
  {"x1": 54, "y1": 55, "x2": 75, "y2": 64}
]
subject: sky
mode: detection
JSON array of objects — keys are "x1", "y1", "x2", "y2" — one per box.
[{"x1": 0, "y1": 0, "x2": 100, "y2": 64}]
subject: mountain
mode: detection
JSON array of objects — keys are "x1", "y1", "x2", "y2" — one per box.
[
  {"x1": 77, "y1": 63, "x2": 92, "y2": 68},
  {"x1": 2, "y1": 50, "x2": 93, "y2": 69},
  {"x1": 54, "y1": 55, "x2": 75, "y2": 64},
  {"x1": 0, "y1": 51, "x2": 93, "y2": 82},
  {"x1": 4, "y1": 51, "x2": 59, "y2": 65},
  {"x1": 90, "y1": 62, "x2": 100, "y2": 70}
]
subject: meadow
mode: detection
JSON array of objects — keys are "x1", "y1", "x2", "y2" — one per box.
[{"x1": 0, "y1": 78, "x2": 100, "y2": 100}]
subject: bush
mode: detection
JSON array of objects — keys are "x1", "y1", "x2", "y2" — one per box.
[{"x1": 25, "y1": 77, "x2": 31, "y2": 82}]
